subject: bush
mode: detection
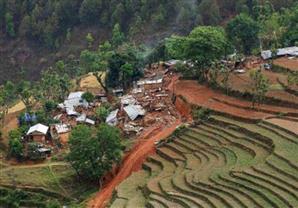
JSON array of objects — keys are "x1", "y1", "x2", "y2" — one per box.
[
  {"x1": 27, "y1": 142, "x2": 45, "y2": 160},
  {"x1": 44, "y1": 100, "x2": 57, "y2": 113},
  {"x1": 8, "y1": 129, "x2": 24, "y2": 160},
  {"x1": 173, "y1": 124, "x2": 187, "y2": 137},
  {"x1": 95, "y1": 106, "x2": 110, "y2": 122},
  {"x1": 82, "y1": 92, "x2": 95, "y2": 103},
  {"x1": 193, "y1": 107, "x2": 211, "y2": 122}
]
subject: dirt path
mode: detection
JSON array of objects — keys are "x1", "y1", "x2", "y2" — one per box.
[{"x1": 88, "y1": 119, "x2": 182, "y2": 208}]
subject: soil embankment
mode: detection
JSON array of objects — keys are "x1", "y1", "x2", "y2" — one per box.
[{"x1": 174, "y1": 80, "x2": 298, "y2": 120}]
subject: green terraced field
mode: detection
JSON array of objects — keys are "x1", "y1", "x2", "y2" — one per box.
[{"x1": 108, "y1": 115, "x2": 298, "y2": 208}]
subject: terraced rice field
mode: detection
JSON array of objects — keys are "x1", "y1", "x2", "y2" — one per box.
[{"x1": 108, "y1": 115, "x2": 298, "y2": 208}]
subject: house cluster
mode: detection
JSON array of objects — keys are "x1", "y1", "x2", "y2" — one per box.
[
  {"x1": 23, "y1": 61, "x2": 180, "y2": 159},
  {"x1": 105, "y1": 63, "x2": 179, "y2": 135},
  {"x1": 24, "y1": 91, "x2": 99, "y2": 157}
]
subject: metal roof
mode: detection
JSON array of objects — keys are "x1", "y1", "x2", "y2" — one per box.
[
  {"x1": 121, "y1": 95, "x2": 137, "y2": 105},
  {"x1": 124, "y1": 105, "x2": 146, "y2": 121},
  {"x1": 76, "y1": 113, "x2": 95, "y2": 125},
  {"x1": 62, "y1": 91, "x2": 89, "y2": 112},
  {"x1": 261, "y1": 46, "x2": 298, "y2": 59},
  {"x1": 76, "y1": 113, "x2": 87, "y2": 122},
  {"x1": 68, "y1": 91, "x2": 84, "y2": 99},
  {"x1": 54, "y1": 124, "x2": 70, "y2": 134},
  {"x1": 106, "y1": 109, "x2": 119, "y2": 126},
  {"x1": 27, "y1": 124, "x2": 49, "y2": 135},
  {"x1": 137, "y1": 75, "x2": 163, "y2": 86}
]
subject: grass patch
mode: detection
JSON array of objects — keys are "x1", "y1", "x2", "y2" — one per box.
[{"x1": 0, "y1": 162, "x2": 97, "y2": 205}]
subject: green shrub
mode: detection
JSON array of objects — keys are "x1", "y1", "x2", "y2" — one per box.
[
  {"x1": 193, "y1": 107, "x2": 211, "y2": 122},
  {"x1": 82, "y1": 92, "x2": 95, "y2": 103},
  {"x1": 173, "y1": 124, "x2": 187, "y2": 137},
  {"x1": 44, "y1": 100, "x2": 57, "y2": 113}
]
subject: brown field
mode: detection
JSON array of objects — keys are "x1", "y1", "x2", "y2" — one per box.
[{"x1": 274, "y1": 57, "x2": 298, "y2": 71}]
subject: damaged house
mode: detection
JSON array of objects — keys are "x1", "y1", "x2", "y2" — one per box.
[
  {"x1": 124, "y1": 105, "x2": 146, "y2": 121},
  {"x1": 106, "y1": 109, "x2": 119, "y2": 126},
  {"x1": 137, "y1": 75, "x2": 163, "y2": 90},
  {"x1": 58, "y1": 91, "x2": 89, "y2": 116}
]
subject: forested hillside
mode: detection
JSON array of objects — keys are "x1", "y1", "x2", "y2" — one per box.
[{"x1": 0, "y1": 0, "x2": 296, "y2": 84}]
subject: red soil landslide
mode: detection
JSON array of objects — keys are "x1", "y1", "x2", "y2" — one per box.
[
  {"x1": 174, "y1": 80, "x2": 298, "y2": 120},
  {"x1": 88, "y1": 119, "x2": 182, "y2": 208}
]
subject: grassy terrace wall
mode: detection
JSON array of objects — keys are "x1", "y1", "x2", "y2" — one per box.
[{"x1": 108, "y1": 115, "x2": 298, "y2": 208}]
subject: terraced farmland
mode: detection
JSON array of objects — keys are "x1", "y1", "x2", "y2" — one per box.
[{"x1": 108, "y1": 115, "x2": 298, "y2": 208}]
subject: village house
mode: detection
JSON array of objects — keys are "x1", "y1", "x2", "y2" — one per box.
[{"x1": 26, "y1": 123, "x2": 49, "y2": 143}]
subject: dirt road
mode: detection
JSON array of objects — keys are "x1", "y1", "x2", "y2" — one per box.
[{"x1": 88, "y1": 119, "x2": 181, "y2": 208}]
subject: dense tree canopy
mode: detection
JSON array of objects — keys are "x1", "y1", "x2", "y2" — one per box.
[
  {"x1": 166, "y1": 26, "x2": 228, "y2": 82},
  {"x1": 0, "y1": 0, "x2": 293, "y2": 49},
  {"x1": 67, "y1": 124, "x2": 123, "y2": 183},
  {"x1": 226, "y1": 14, "x2": 260, "y2": 54}
]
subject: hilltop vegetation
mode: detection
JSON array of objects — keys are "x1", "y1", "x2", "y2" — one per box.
[{"x1": 0, "y1": 0, "x2": 297, "y2": 83}]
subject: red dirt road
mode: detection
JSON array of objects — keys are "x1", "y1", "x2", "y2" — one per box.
[{"x1": 88, "y1": 119, "x2": 181, "y2": 208}]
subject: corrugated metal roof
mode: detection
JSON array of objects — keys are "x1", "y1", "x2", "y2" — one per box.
[
  {"x1": 106, "y1": 109, "x2": 119, "y2": 126},
  {"x1": 261, "y1": 46, "x2": 298, "y2": 59},
  {"x1": 68, "y1": 91, "x2": 84, "y2": 99},
  {"x1": 54, "y1": 124, "x2": 70, "y2": 134},
  {"x1": 85, "y1": 118, "x2": 95, "y2": 125},
  {"x1": 76, "y1": 114, "x2": 87, "y2": 122},
  {"x1": 27, "y1": 124, "x2": 49, "y2": 135},
  {"x1": 124, "y1": 105, "x2": 146, "y2": 120},
  {"x1": 121, "y1": 95, "x2": 137, "y2": 105}
]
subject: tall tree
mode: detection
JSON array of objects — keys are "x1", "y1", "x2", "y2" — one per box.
[
  {"x1": 0, "y1": 81, "x2": 15, "y2": 126},
  {"x1": 67, "y1": 124, "x2": 123, "y2": 184},
  {"x1": 226, "y1": 13, "x2": 259, "y2": 54},
  {"x1": 249, "y1": 69, "x2": 270, "y2": 108},
  {"x1": 111, "y1": 23, "x2": 125, "y2": 48},
  {"x1": 166, "y1": 26, "x2": 228, "y2": 82}
]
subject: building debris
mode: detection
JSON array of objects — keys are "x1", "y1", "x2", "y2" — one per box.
[
  {"x1": 121, "y1": 95, "x2": 137, "y2": 106},
  {"x1": 113, "y1": 88, "x2": 124, "y2": 97},
  {"x1": 76, "y1": 113, "x2": 95, "y2": 125},
  {"x1": 106, "y1": 109, "x2": 119, "y2": 126},
  {"x1": 58, "y1": 91, "x2": 89, "y2": 116},
  {"x1": 164, "y1": 59, "x2": 180, "y2": 68},
  {"x1": 124, "y1": 105, "x2": 146, "y2": 121},
  {"x1": 54, "y1": 124, "x2": 71, "y2": 134},
  {"x1": 124, "y1": 123, "x2": 143, "y2": 134}
]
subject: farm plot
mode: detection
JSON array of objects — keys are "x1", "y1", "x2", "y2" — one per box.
[
  {"x1": 0, "y1": 161, "x2": 97, "y2": 204},
  {"x1": 109, "y1": 115, "x2": 298, "y2": 208}
]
